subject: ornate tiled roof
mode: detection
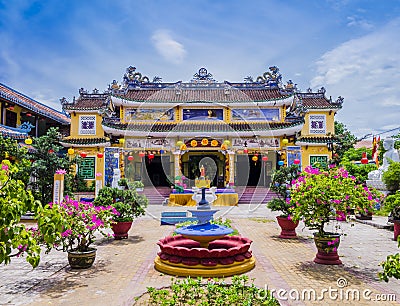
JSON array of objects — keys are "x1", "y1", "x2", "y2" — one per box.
[
  {"x1": 296, "y1": 91, "x2": 343, "y2": 109},
  {"x1": 0, "y1": 83, "x2": 70, "y2": 125},
  {"x1": 59, "y1": 137, "x2": 111, "y2": 147},
  {"x1": 61, "y1": 89, "x2": 109, "y2": 112},
  {"x1": 0, "y1": 124, "x2": 28, "y2": 139},
  {"x1": 296, "y1": 136, "x2": 337, "y2": 145},
  {"x1": 115, "y1": 87, "x2": 293, "y2": 103},
  {"x1": 102, "y1": 118, "x2": 304, "y2": 137}
]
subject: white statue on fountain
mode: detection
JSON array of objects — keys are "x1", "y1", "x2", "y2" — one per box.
[{"x1": 367, "y1": 138, "x2": 399, "y2": 193}]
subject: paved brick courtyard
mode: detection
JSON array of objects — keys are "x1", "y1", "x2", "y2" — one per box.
[{"x1": 1, "y1": 205, "x2": 399, "y2": 305}]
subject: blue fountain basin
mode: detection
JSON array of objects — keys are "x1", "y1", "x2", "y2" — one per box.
[{"x1": 175, "y1": 222, "x2": 233, "y2": 237}]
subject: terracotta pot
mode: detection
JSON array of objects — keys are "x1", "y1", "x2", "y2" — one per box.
[
  {"x1": 313, "y1": 233, "x2": 342, "y2": 265},
  {"x1": 111, "y1": 221, "x2": 133, "y2": 240},
  {"x1": 67, "y1": 248, "x2": 97, "y2": 269},
  {"x1": 276, "y1": 216, "x2": 299, "y2": 239},
  {"x1": 394, "y1": 220, "x2": 400, "y2": 241}
]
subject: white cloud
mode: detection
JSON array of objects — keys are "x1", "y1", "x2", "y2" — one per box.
[
  {"x1": 346, "y1": 16, "x2": 373, "y2": 30},
  {"x1": 151, "y1": 30, "x2": 186, "y2": 64},
  {"x1": 310, "y1": 19, "x2": 400, "y2": 137}
]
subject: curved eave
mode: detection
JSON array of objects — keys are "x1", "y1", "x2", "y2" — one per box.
[
  {"x1": 63, "y1": 108, "x2": 102, "y2": 114},
  {"x1": 102, "y1": 121, "x2": 303, "y2": 138},
  {"x1": 110, "y1": 95, "x2": 294, "y2": 108},
  {"x1": 306, "y1": 106, "x2": 342, "y2": 112},
  {"x1": 59, "y1": 140, "x2": 111, "y2": 148}
]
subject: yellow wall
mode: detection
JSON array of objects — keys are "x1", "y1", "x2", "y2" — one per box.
[
  {"x1": 68, "y1": 112, "x2": 105, "y2": 138},
  {"x1": 302, "y1": 110, "x2": 335, "y2": 136}
]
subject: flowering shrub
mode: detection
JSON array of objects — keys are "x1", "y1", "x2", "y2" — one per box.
[
  {"x1": 0, "y1": 159, "x2": 44, "y2": 267},
  {"x1": 39, "y1": 196, "x2": 117, "y2": 253},
  {"x1": 289, "y1": 166, "x2": 383, "y2": 235}
]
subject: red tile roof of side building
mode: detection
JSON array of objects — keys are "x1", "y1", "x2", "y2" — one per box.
[{"x1": 0, "y1": 83, "x2": 70, "y2": 125}]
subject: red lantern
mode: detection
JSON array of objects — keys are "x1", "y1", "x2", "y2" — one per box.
[
  {"x1": 243, "y1": 148, "x2": 248, "y2": 154},
  {"x1": 80, "y1": 152, "x2": 87, "y2": 158},
  {"x1": 294, "y1": 158, "x2": 300, "y2": 165},
  {"x1": 148, "y1": 153, "x2": 155, "y2": 160},
  {"x1": 262, "y1": 156, "x2": 268, "y2": 161},
  {"x1": 97, "y1": 152, "x2": 104, "y2": 158},
  {"x1": 128, "y1": 155, "x2": 134, "y2": 161},
  {"x1": 361, "y1": 152, "x2": 368, "y2": 164},
  {"x1": 139, "y1": 151, "x2": 145, "y2": 158}
]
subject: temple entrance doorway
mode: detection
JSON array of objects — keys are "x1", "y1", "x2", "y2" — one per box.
[
  {"x1": 235, "y1": 155, "x2": 262, "y2": 186},
  {"x1": 143, "y1": 155, "x2": 170, "y2": 187},
  {"x1": 182, "y1": 152, "x2": 226, "y2": 188}
]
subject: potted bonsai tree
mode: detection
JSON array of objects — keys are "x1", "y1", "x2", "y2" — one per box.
[
  {"x1": 39, "y1": 196, "x2": 117, "y2": 269},
  {"x1": 267, "y1": 164, "x2": 300, "y2": 238},
  {"x1": 289, "y1": 165, "x2": 382, "y2": 265},
  {"x1": 94, "y1": 186, "x2": 147, "y2": 240}
]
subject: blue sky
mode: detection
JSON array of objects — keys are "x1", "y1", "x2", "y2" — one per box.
[{"x1": 1, "y1": 0, "x2": 399, "y2": 138}]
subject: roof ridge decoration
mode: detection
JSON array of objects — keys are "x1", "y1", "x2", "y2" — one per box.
[{"x1": 191, "y1": 68, "x2": 216, "y2": 84}]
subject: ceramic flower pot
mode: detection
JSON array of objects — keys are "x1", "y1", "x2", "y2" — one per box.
[
  {"x1": 313, "y1": 233, "x2": 342, "y2": 265},
  {"x1": 67, "y1": 248, "x2": 97, "y2": 269},
  {"x1": 111, "y1": 221, "x2": 133, "y2": 240},
  {"x1": 276, "y1": 216, "x2": 299, "y2": 239}
]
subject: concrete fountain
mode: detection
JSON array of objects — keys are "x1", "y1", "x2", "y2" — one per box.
[{"x1": 154, "y1": 187, "x2": 255, "y2": 277}]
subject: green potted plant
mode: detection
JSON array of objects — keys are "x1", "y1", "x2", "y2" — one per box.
[
  {"x1": 384, "y1": 191, "x2": 400, "y2": 240},
  {"x1": 39, "y1": 195, "x2": 116, "y2": 269},
  {"x1": 94, "y1": 186, "x2": 147, "y2": 239},
  {"x1": 289, "y1": 165, "x2": 382, "y2": 265},
  {"x1": 267, "y1": 164, "x2": 300, "y2": 238}
]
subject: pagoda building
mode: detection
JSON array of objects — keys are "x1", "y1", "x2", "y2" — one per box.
[
  {"x1": 0, "y1": 83, "x2": 70, "y2": 140},
  {"x1": 60, "y1": 66, "x2": 343, "y2": 191}
]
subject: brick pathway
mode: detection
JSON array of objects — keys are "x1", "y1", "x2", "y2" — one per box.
[{"x1": 1, "y1": 206, "x2": 399, "y2": 305}]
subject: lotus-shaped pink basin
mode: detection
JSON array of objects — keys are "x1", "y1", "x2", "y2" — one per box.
[{"x1": 157, "y1": 235, "x2": 253, "y2": 266}]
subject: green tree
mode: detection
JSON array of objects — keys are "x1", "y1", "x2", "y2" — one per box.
[
  {"x1": 333, "y1": 121, "x2": 357, "y2": 164},
  {"x1": 0, "y1": 136, "x2": 31, "y2": 184},
  {"x1": 28, "y1": 128, "x2": 74, "y2": 205},
  {"x1": 341, "y1": 147, "x2": 377, "y2": 183},
  {"x1": 0, "y1": 159, "x2": 61, "y2": 268}
]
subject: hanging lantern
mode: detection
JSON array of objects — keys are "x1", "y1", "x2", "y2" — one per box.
[
  {"x1": 243, "y1": 148, "x2": 248, "y2": 154},
  {"x1": 180, "y1": 144, "x2": 187, "y2": 151},
  {"x1": 128, "y1": 155, "x2": 134, "y2": 161},
  {"x1": 68, "y1": 148, "x2": 75, "y2": 155},
  {"x1": 119, "y1": 138, "x2": 125, "y2": 145},
  {"x1": 24, "y1": 138, "x2": 32, "y2": 145},
  {"x1": 252, "y1": 155, "x2": 258, "y2": 162},
  {"x1": 262, "y1": 156, "x2": 268, "y2": 161},
  {"x1": 282, "y1": 138, "x2": 289, "y2": 145},
  {"x1": 148, "y1": 153, "x2": 155, "y2": 160},
  {"x1": 80, "y1": 152, "x2": 87, "y2": 158},
  {"x1": 201, "y1": 138, "x2": 209, "y2": 146},
  {"x1": 160, "y1": 149, "x2": 165, "y2": 154},
  {"x1": 97, "y1": 152, "x2": 104, "y2": 158},
  {"x1": 139, "y1": 151, "x2": 146, "y2": 158},
  {"x1": 294, "y1": 158, "x2": 301, "y2": 165},
  {"x1": 190, "y1": 140, "x2": 198, "y2": 147},
  {"x1": 211, "y1": 139, "x2": 218, "y2": 147},
  {"x1": 26, "y1": 113, "x2": 32, "y2": 117},
  {"x1": 223, "y1": 140, "x2": 231, "y2": 146},
  {"x1": 176, "y1": 140, "x2": 184, "y2": 147},
  {"x1": 8, "y1": 106, "x2": 14, "y2": 111},
  {"x1": 361, "y1": 152, "x2": 368, "y2": 164}
]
